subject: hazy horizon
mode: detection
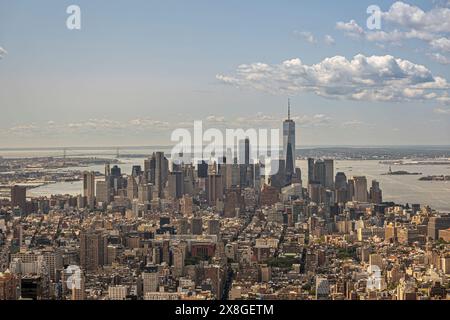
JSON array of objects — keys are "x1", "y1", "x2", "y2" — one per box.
[{"x1": 1, "y1": 0, "x2": 449, "y2": 147}]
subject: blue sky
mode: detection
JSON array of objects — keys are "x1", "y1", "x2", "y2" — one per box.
[{"x1": 0, "y1": 0, "x2": 449, "y2": 147}]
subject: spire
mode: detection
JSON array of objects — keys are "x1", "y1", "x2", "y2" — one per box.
[{"x1": 288, "y1": 98, "x2": 291, "y2": 120}]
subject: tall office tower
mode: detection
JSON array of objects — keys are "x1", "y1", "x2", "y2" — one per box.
[
  {"x1": 152, "y1": 152, "x2": 168, "y2": 198},
  {"x1": 224, "y1": 163, "x2": 234, "y2": 189},
  {"x1": 110, "y1": 165, "x2": 123, "y2": 193},
  {"x1": 142, "y1": 265, "x2": 159, "y2": 294},
  {"x1": 143, "y1": 157, "x2": 153, "y2": 182},
  {"x1": 104, "y1": 162, "x2": 111, "y2": 184},
  {"x1": 11, "y1": 185, "x2": 26, "y2": 213},
  {"x1": 208, "y1": 219, "x2": 220, "y2": 236},
  {"x1": 131, "y1": 165, "x2": 142, "y2": 177},
  {"x1": 162, "y1": 240, "x2": 170, "y2": 264},
  {"x1": 197, "y1": 160, "x2": 208, "y2": 178},
  {"x1": 126, "y1": 176, "x2": 138, "y2": 201},
  {"x1": 283, "y1": 99, "x2": 296, "y2": 177},
  {"x1": 191, "y1": 217, "x2": 203, "y2": 235},
  {"x1": 110, "y1": 165, "x2": 121, "y2": 177},
  {"x1": 269, "y1": 159, "x2": 287, "y2": 189},
  {"x1": 308, "y1": 181, "x2": 323, "y2": 204},
  {"x1": 244, "y1": 138, "x2": 250, "y2": 165},
  {"x1": 231, "y1": 163, "x2": 240, "y2": 187},
  {"x1": 95, "y1": 180, "x2": 109, "y2": 204},
  {"x1": 253, "y1": 163, "x2": 261, "y2": 190},
  {"x1": 335, "y1": 172, "x2": 347, "y2": 189},
  {"x1": 324, "y1": 159, "x2": 334, "y2": 188},
  {"x1": 369, "y1": 180, "x2": 383, "y2": 204},
  {"x1": 79, "y1": 229, "x2": 107, "y2": 272},
  {"x1": 83, "y1": 171, "x2": 96, "y2": 209},
  {"x1": 347, "y1": 178, "x2": 355, "y2": 202},
  {"x1": 138, "y1": 183, "x2": 152, "y2": 203},
  {"x1": 182, "y1": 164, "x2": 195, "y2": 195},
  {"x1": 335, "y1": 172, "x2": 348, "y2": 204},
  {"x1": 104, "y1": 162, "x2": 111, "y2": 193},
  {"x1": 168, "y1": 171, "x2": 184, "y2": 199},
  {"x1": 353, "y1": 176, "x2": 368, "y2": 202},
  {"x1": 313, "y1": 160, "x2": 326, "y2": 186},
  {"x1": 427, "y1": 216, "x2": 450, "y2": 240},
  {"x1": 206, "y1": 173, "x2": 224, "y2": 206},
  {"x1": 239, "y1": 164, "x2": 247, "y2": 188},
  {"x1": 307, "y1": 158, "x2": 315, "y2": 185}
]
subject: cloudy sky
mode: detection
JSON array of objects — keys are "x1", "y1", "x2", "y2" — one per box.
[{"x1": 0, "y1": 0, "x2": 449, "y2": 147}]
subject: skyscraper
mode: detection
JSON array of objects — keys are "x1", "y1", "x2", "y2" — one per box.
[
  {"x1": 95, "y1": 180, "x2": 109, "y2": 204},
  {"x1": 353, "y1": 176, "x2": 368, "y2": 202},
  {"x1": 168, "y1": 171, "x2": 184, "y2": 199},
  {"x1": 427, "y1": 216, "x2": 450, "y2": 240},
  {"x1": 11, "y1": 185, "x2": 26, "y2": 213},
  {"x1": 126, "y1": 176, "x2": 138, "y2": 200},
  {"x1": 283, "y1": 99, "x2": 296, "y2": 176},
  {"x1": 79, "y1": 229, "x2": 107, "y2": 272},
  {"x1": 206, "y1": 172, "x2": 223, "y2": 206},
  {"x1": 369, "y1": 180, "x2": 383, "y2": 204},
  {"x1": 324, "y1": 159, "x2": 334, "y2": 188},
  {"x1": 335, "y1": 172, "x2": 348, "y2": 204},
  {"x1": 150, "y1": 152, "x2": 168, "y2": 198},
  {"x1": 335, "y1": 172, "x2": 347, "y2": 188},
  {"x1": 83, "y1": 171, "x2": 96, "y2": 209},
  {"x1": 313, "y1": 160, "x2": 326, "y2": 186},
  {"x1": 142, "y1": 265, "x2": 159, "y2": 294},
  {"x1": 307, "y1": 158, "x2": 315, "y2": 185}
]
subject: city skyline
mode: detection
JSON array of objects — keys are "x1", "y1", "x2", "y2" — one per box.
[{"x1": 1, "y1": 0, "x2": 450, "y2": 147}]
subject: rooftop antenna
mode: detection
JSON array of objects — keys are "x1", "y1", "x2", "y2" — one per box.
[{"x1": 288, "y1": 98, "x2": 291, "y2": 120}]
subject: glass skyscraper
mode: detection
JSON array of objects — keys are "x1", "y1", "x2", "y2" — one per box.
[{"x1": 283, "y1": 99, "x2": 296, "y2": 176}]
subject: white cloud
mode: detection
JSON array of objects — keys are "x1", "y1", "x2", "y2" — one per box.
[
  {"x1": 233, "y1": 112, "x2": 332, "y2": 128},
  {"x1": 293, "y1": 31, "x2": 336, "y2": 46},
  {"x1": 336, "y1": 1, "x2": 450, "y2": 61},
  {"x1": 205, "y1": 115, "x2": 226, "y2": 123},
  {"x1": 128, "y1": 118, "x2": 169, "y2": 128},
  {"x1": 336, "y1": 20, "x2": 364, "y2": 37},
  {"x1": 434, "y1": 107, "x2": 450, "y2": 114},
  {"x1": 0, "y1": 46, "x2": 7, "y2": 59},
  {"x1": 430, "y1": 37, "x2": 450, "y2": 52},
  {"x1": 324, "y1": 35, "x2": 335, "y2": 45},
  {"x1": 217, "y1": 54, "x2": 449, "y2": 102},
  {"x1": 427, "y1": 52, "x2": 450, "y2": 65},
  {"x1": 382, "y1": 1, "x2": 450, "y2": 33},
  {"x1": 293, "y1": 30, "x2": 317, "y2": 44},
  {"x1": 342, "y1": 120, "x2": 367, "y2": 127}
]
